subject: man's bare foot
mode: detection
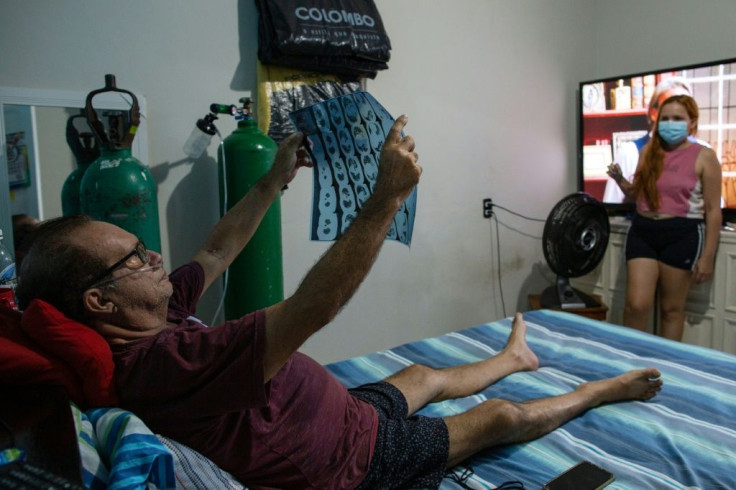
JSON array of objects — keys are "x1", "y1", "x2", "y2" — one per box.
[
  {"x1": 501, "y1": 312, "x2": 540, "y2": 372},
  {"x1": 578, "y1": 368, "x2": 662, "y2": 407}
]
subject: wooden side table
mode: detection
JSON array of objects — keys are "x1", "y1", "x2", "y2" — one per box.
[{"x1": 528, "y1": 294, "x2": 608, "y2": 321}]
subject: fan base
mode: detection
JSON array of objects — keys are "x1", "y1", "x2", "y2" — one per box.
[{"x1": 540, "y1": 283, "x2": 602, "y2": 309}]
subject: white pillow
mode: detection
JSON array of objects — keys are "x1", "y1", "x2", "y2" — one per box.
[{"x1": 156, "y1": 435, "x2": 246, "y2": 489}]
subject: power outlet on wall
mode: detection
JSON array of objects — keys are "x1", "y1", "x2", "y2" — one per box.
[{"x1": 483, "y1": 198, "x2": 493, "y2": 218}]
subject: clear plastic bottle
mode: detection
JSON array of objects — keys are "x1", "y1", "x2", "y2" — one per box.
[
  {"x1": 183, "y1": 113, "x2": 218, "y2": 159},
  {"x1": 0, "y1": 228, "x2": 18, "y2": 310}
]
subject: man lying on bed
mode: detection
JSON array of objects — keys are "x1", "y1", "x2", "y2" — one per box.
[{"x1": 16, "y1": 115, "x2": 662, "y2": 490}]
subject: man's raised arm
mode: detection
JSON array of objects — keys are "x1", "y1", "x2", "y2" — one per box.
[{"x1": 263, "y1": 115, "x2": 421, "y2": 381}]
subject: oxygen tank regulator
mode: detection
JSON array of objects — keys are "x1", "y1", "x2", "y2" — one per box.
[{"x1": 182, "y1": 98, "x2": 254, "y2": 159}]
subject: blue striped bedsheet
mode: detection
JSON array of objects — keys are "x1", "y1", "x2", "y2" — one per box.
[
  {"x1": 324, "y1": 309, "x2": 736, "y2": 489},
  {"x1": 72, "y1": 405, "x2": 176, "y2": 490}
]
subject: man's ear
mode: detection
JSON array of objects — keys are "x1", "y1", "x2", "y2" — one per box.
[{"x1": 83, "y1": 288, "x2": 116, "y2": 315}]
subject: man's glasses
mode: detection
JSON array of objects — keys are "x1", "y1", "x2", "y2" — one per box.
[{"x1": 87, "y1": 241, "x2": 149, "y2": 289}]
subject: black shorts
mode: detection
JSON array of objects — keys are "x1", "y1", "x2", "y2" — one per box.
[
  {"x1": 625, "y1": 214, "x2": 705, "y2": 270},
  {"x1": 351, "y1": 381, "x2": 450, "y2": 489}
]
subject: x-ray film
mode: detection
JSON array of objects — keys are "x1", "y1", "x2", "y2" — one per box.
[{"x1": 289, "y1": 92, "x2": 417, "y2": 246}]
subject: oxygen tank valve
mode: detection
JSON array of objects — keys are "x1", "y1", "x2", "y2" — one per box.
[
  {"x1": 238, "y1": 97, "x2": 253, "y2": 117},
  {"x1": 209, "y1": 97, "x2": 253, "y2": 120},
  {"x1": 210, "y1": 104, "x2": 238, "y2": 116},
  {"x1": 184, "y1": 97, "x2": 254, "y2": 158},
  {"x1": 104, "y1": 74, "x2": 117, "y2": 89}
]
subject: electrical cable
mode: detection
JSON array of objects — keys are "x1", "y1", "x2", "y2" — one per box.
[
  {"x1": 492, "y1": 203, "x2": 546, "y2": 222},
  {"x1": 210, "y1": 133, "x2": 228, "y2": 326},
  {"x1": 445, "y1": 465, "x2": 525, "y2": 489},
  {"x1": 445, "y1": 466, "x2": 475, "y2": 488},
  {"x1": 211, "y1": 269, "x2": 229, "y2": 326},
  {"x1": 488, "y1": 201, "x2": 549, "y2": 319},
  {"x1": 491, "y1": 215, "x2": 507, "y2": 318},
  {"x1": 496, "y1": 480, "x2": 525, "y2": 489}
]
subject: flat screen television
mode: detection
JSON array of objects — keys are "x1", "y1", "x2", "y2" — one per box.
[{"x1": 578, "y1": 57, "x2": 736, "y2": 216}]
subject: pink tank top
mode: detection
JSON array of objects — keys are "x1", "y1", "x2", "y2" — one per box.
[{"x1": 637, "y1": 143, "x2": 704, "y2": 218}]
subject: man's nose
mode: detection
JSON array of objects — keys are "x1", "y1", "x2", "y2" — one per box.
[{"x1": 148, "y1": 250, "x2": 163, "y2": 265}]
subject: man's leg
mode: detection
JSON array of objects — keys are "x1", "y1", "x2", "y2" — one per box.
[
  {"x1": 443, "y1": 368, "x2": 662, "y2": 467},
  {"x1": 384, "y1": 312, "x2": 539, "y2": 416}
]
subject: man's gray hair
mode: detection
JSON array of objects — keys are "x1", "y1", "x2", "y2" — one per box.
[{"x1": 16, "y1": 215, "x2": 108, "y2": 321}]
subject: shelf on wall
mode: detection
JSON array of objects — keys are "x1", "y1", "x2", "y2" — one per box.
[{"x1": 583, "y1": 109, "x2": 648, "y2": 118}]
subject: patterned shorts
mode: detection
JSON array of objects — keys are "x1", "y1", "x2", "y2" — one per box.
[{"x1": 351, "y1": 381, "x2": 450, "y2": 489}]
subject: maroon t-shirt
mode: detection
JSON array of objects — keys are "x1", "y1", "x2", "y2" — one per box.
[{"x1": 111, "y1": 262, "x2": 378, "y2": 489}]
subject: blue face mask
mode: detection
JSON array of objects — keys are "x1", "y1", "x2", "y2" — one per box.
[{"x1": 658, "y1": 120, "x2": 689, "y2": 145}]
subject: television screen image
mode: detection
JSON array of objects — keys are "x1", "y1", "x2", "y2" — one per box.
[{"x1": 578, "y1": 57, "x2": 736, "y2": 214}]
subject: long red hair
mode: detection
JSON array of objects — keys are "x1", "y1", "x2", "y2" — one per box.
[{"x1": 633, "y1": 94, "x2": 699, "y2": 210}]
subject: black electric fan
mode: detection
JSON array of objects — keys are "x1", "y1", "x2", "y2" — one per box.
[{"x1": 541, "y1": 192, "x2": 610, "y2": 309}]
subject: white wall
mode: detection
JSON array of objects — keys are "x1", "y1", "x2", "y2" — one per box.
[
  {"x1": 311, "y1": 0, "x2": 596, "y2": 360},
  {"x1": 1, "y1": 0, "x2": 732, "y2": 363},
  {"x1": 591, "y1": 0, "x2": 736, "y2": 79}
]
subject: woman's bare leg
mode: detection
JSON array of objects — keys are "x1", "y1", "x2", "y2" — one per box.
[
  {"x1": 624, "y1": 258, "x2": 659, "y2": 330},
  {"x1": 444, "y1": 368, "x2": 663, "y2": 467},
  {"x1": 657, "y1": 262, "x2": 693, "y2": 341},
  {"x1": 386, "y1": 312, "x2": 539, "y2": 416}
]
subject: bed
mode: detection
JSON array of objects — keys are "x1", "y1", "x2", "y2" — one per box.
[
  {"x1": 325, "y1": 309, "x2": 736, "y2": 489},
  {"x1": 3, "y1": 307, "x2": 735, "y2": 489}
]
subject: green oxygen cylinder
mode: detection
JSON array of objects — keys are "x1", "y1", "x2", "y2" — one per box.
[
  {"x1": 80, "y1": 74, "x2": 161, "y2": 251},
  {"x1": 62, "y1": 111, "x2": 99, "y2": 216},
  {"x1": 218, "y1": 106, "x2": 282, "y2": 319},
  {"x1": 81, "y1": 148, "x2": 161, "y2": 251}
]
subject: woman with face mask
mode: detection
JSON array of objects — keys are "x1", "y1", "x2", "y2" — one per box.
[
  {"x1": 606, "y1": 94, "x2": 722, "y2": 341},
  {"x1": 603, "y1": 77, "x2": 693, "y2": 204}
]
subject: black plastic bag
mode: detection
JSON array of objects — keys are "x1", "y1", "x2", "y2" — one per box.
[{"x1": 255, "y1": 0, "x2": 391, "y2": 79}]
